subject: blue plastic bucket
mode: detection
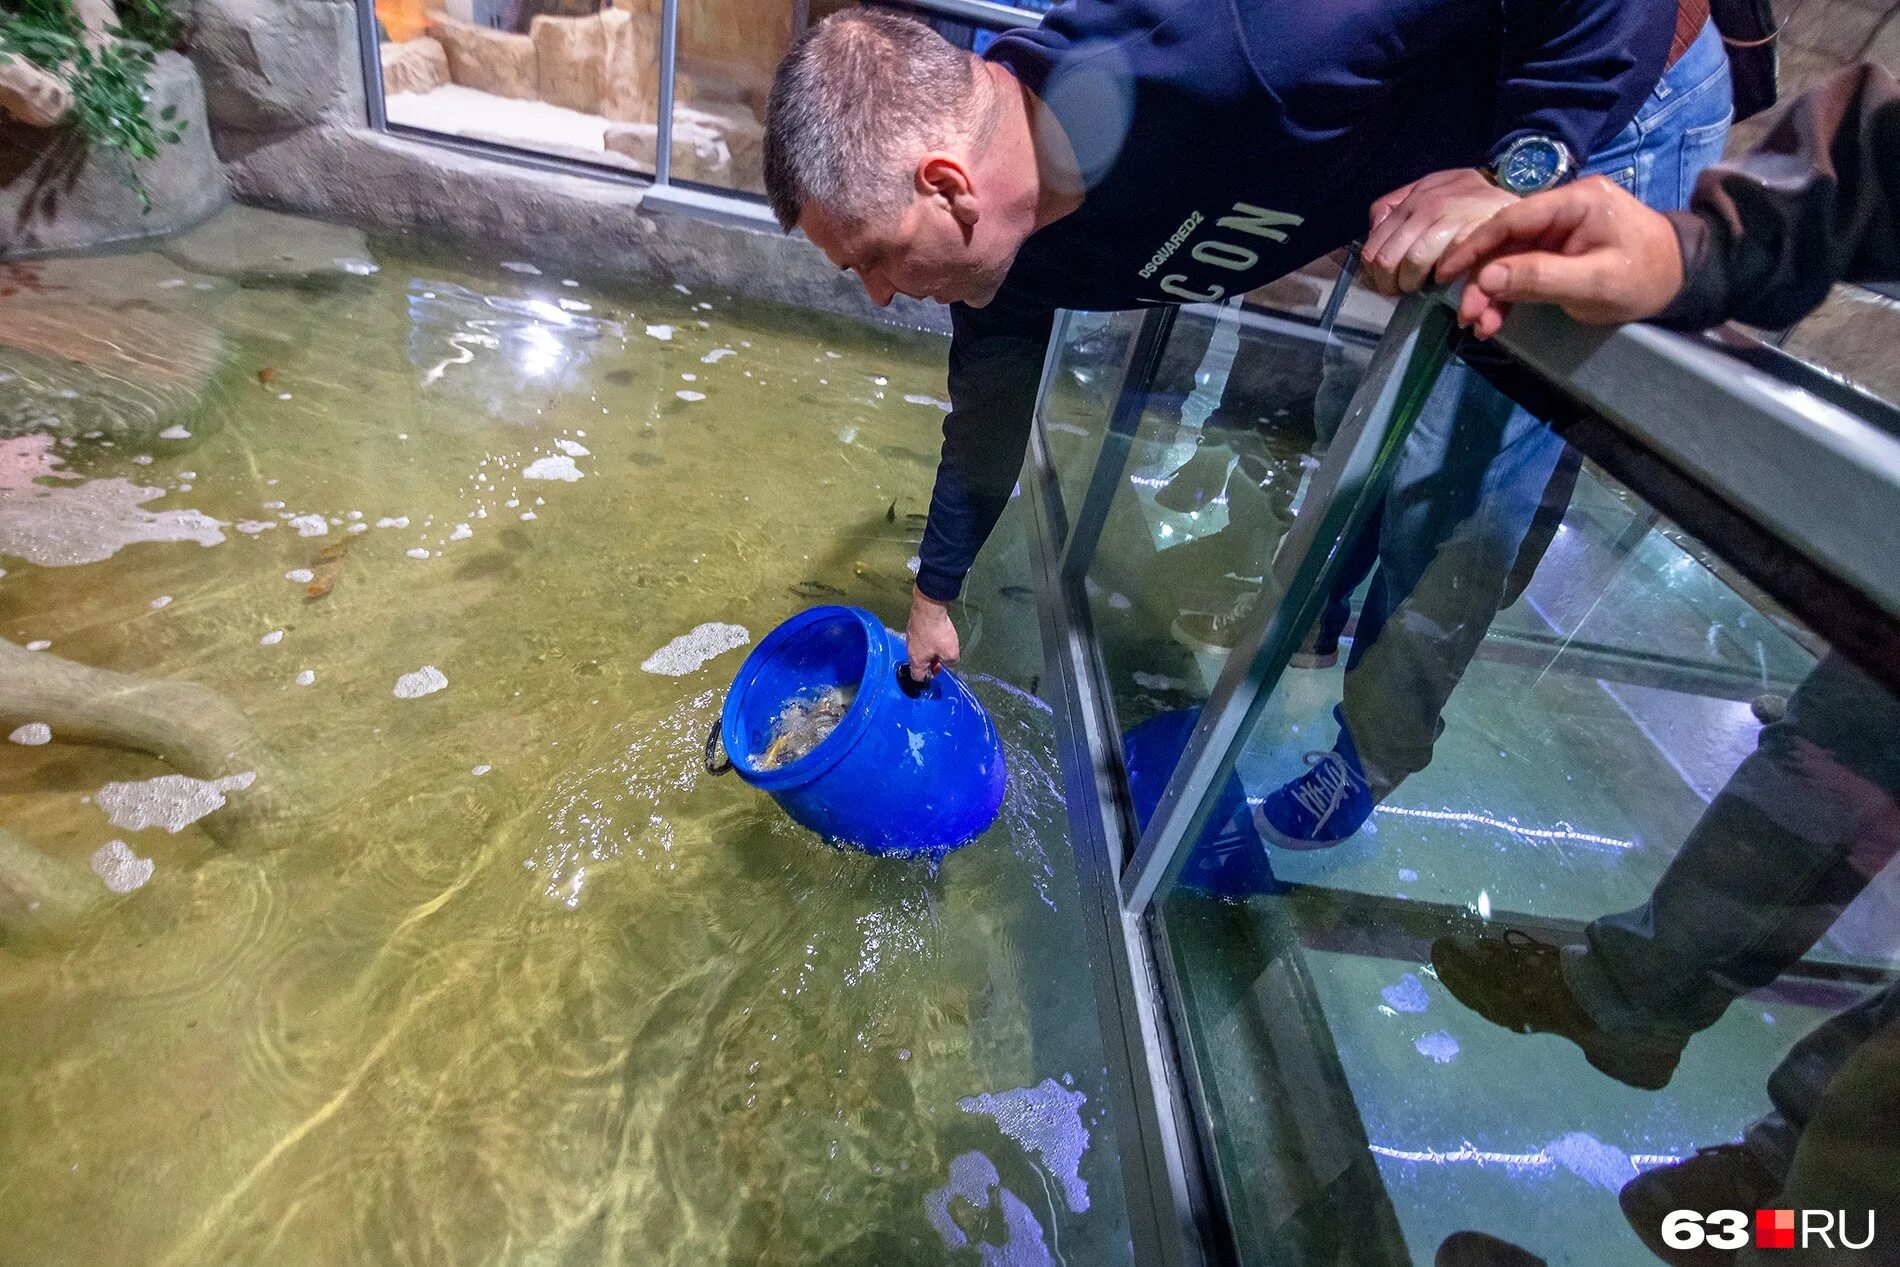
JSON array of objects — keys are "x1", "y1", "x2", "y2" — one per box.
[
  {"x1": 712, "y1": 606, "x2": 1007, "y2": 854},
  {"x1": 1123, "y1": 707, "x2": 1283, "y2": 898}
]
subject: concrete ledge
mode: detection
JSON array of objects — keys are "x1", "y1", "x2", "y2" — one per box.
[{"x1": 224, "y1": 124, "x2": 949, "y2": 335}]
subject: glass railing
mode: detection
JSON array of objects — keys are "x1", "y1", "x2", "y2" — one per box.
[{"x1": 1022, "y1": 280, "x2": 1900, "y2": 1264}]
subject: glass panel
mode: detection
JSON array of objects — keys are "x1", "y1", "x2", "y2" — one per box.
[
  {"x1": 1039, "y1": 309, "x2": 1144, "y2": 543},
  {"x1": 1063, "y1": 298, "x2": 1377, "y2": 838},
  {"x1": 1151, "y1": 380, "x2": 1900, "y2": 1260},
  {"x1": 374, "y1": 0, "x2": 664, "y2": 174}
]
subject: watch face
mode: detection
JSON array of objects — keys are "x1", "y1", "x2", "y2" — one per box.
[{"x1": 1503, "y1": 139, "x2": 1563, "y2": 193}]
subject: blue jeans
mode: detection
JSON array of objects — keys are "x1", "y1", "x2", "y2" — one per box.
[{"x1": 1335, "y1": 20, "x2": 1734, "y2": 787}]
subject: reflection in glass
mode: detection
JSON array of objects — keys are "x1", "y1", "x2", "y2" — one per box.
[{"x1": 1153, "y1": 404, "x2": 1900, "y2": 1261}]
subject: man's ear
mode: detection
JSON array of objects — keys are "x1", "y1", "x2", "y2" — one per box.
[{"x1": 918, "y1": 155, "x2": 980, "y2": 228}]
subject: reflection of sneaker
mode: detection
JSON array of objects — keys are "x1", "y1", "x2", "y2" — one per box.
[
  {"x1": 1287, "y1": 622, "x2": 1339, "y2": 670},
  {"x1": 1154, "y1": 442, "x2": 1235, "y2": 514},
  {"x1": 1435, "y1": 1232, "x2": 1548, "y2": 1267},
  {"x1": 1171, "y1": 589, "x2": 1257, "y2": 656},
  {"x1": 1255, "y1": 715, "x2": 1376, "y2": 848},
  {"x1": 1619, "y1": 1145, "x2": 1778, "y2": 1267},
  {"x1": 1429, "y1": 930, "x2": 1685, "y2": 1090}
]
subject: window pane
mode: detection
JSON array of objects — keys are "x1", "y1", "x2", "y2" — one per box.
[{"x1": 375, "y1": 0, "x2": 664, "y2": 175}]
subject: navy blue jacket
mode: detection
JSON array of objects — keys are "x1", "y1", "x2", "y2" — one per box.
[{"x1": 914, "y1": 0, "x2": 1676, "y2": 602}]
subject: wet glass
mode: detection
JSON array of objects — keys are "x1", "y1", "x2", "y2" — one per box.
[{"x1": 1150, "y1": 393, "x2": 1900, "y2": 1261}]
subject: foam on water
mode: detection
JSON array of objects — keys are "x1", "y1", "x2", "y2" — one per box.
[
  {"x1": 958, "y1": 1078, "x2": 1091, "y2": 1213},
  {"x1": 94, "y1": 771, "x2": 257, "y2": 833},
  {"x1": 677, "y1": 391, "x2": 706, "y2": 402},
  {"x1": 9, "y1": 722, "x2": 51, "y2": 745},
  {"x1": 159, "y1": 425, "x2": 191, "y2": 440},
  {"x1": 904, "y1": 394, "x2": 952, "y2": 412},
  {"x1": 288, "y1": 513, "x2": 329, "y2": 537},
  {"x1": 0, "y1": 475, "x2": 225, "y2": 566},
  {"x1": 554, "y1": 439, "x2": 590, "y2": 457},
  {"x1": 1545, "y1": 1132, "x2": 1639, "y2": 1190},
  {"x1": 1414, "y1": 1030, "x2": 1460, "y2": 1063},
  {"x1": 645, "y1": 324, "x2": 674, "y2": 340},
  {"x1": 285, "y1": 568, "x2": 315, "y2": 583},
  {"x1": 295, "y1": 669, "x2": 316, "y2": 686},
  {"x1": 702, "y1": 348, "x2": 735, "y2": 363},
  {"x1": 393, "y1": 665, "x2": 448, "y2": 698},
  {"x1": 523, "y1": 456, "x2": 582, "y2": 482},
  {"x1": 1381, "y1": 973, "x2": 1430, "y2": 1014},
  {"x1": 89, "y1": 840, "x2": 154, "y2": 893},
  {"x1": 640, "y1": 623, "x2": 749, "y2": 676},
  {"x1": 925, "y1": 1151, "x2": 999, "y2": 1249}
]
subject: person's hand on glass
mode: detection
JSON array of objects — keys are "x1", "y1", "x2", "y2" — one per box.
[
  {"x1": 906, "y1": 588, "x2": 960, "y2": 682},
  {"x1": 1434, "y1": 175, "x2": 1687, "y2": 337},
  {"x1": 1363, "y1": 168, "x2": 1518, "y2": 296}
]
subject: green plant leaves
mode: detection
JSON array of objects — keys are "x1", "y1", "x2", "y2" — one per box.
[{"x1": 1, "y1": 0, "x2": 188, "y2": 213}]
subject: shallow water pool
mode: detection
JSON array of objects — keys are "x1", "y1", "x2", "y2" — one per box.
[{"x1": 0, "y1": 213, "x2": 1129, "y2": 1265}]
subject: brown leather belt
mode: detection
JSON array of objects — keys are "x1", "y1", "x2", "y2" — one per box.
[{"x1": 1669, "y1": 0, "x2": 1713, "y2": 67}]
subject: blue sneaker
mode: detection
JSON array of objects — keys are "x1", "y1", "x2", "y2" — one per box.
[{"x1": 1256, "y1": 715, "x2": 1377, "y2": 849}]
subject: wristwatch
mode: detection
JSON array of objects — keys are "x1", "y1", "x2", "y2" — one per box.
[{"x1": 1486, "y1": 135, "x2": 1576, "y2": 195}]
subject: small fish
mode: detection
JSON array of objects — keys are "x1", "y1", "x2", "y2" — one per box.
[
  {"x1": 304, "y1": 574, "x2": 335, "y2": 600},
  {"x1": 315, "y1": 542, "x2": 349, "y2": 561},
  {"x1": 999, "y1": 585, "x2": 1036, "y2": 602},
  {"x1": 885, "y1": 500, "x2": 897, "y2": 523},
  {"x1": 789, "y1": 580, "x2": 845, "y2": 599},
  {"x1": 257, "y1": 367, "x2": 278, "y2": 385},
  {"x1": 604, "y1": 368, "x2": 634, "y2": 386}
]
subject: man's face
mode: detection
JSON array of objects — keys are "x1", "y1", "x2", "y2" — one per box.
[{"x1": 801, "y1": 182, "x2": 1021, "y2": 309}]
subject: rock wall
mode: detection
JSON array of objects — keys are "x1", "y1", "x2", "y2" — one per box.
[
  {"x1": 0, "y1": 52, "x2": 227, "y2": 257},
  {"x1": 224, "y1": 125, "x2": 947, "y2": 333},
  {"x1": 186, "y1": 0, "x2": 368, "y2": 155}
]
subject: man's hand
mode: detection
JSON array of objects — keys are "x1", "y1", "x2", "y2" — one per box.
[
  {"x1": 906, "y1": 588, "x2": 960, "y2": 682},
  {"x1": 1434, "y1": 176, "x2": 1686, "y2": 337},
  {"x1": 1363, "y1": 168, "x2": 1518, "y2": 296}
]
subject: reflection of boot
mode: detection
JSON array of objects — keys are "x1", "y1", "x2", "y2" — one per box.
[
  {"x1": 1435, "y1": 1232, "x2": 1548, "y2": 1266},
  {"x1": 1618, "y1": 1145, "x2": 1778, "y2": 1266},
  {"x1": 1155, "y1": 440, "x2": 1235, "y2": 514},
  {"x1": 1429, "y1": 930, "x2": 1686, "y2": 1090}
]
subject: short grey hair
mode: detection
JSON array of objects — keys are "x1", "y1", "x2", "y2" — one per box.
[{"x1": 764, "y1": 9, "x2": 984, "y2": 231}]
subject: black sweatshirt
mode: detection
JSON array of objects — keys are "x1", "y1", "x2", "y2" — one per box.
[
  {"x1": 1657, "y1": 62, "x2": 1900, "y2": 331},
  {"x1": 913, "y1": 0, "x2": 1677, "y2": 602}
]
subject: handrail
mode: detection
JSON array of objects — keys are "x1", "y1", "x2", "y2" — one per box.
[{"x1": 1483, "y1": 295, "x2": 1900, "y2": 621}]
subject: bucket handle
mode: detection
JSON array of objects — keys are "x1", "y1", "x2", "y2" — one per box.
[
  {"x1": 704, "y1": 708, "x2": 732, "y2": 776},
  {"x1": 896, "y1": 662, "x2": 938, "y2": 699}
]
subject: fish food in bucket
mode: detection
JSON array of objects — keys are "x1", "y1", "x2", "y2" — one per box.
[{"x1": 706, "y1": 605, "x2": 1006, "y2": 854}]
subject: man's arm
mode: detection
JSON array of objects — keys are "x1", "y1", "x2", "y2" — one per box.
[
  {"x1": 1658, "y1": 61, "x2": 1899, "y2": 329},
  {"x1": 1437, "y1": 63, "x2": 1900, "y2": 334},
  {"x1": 908, "y1": 298, "x2": 1055, "y2": 678},
  {"x1": 1362, "y1": 0, "x2": 1675, "y2": 294}
]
